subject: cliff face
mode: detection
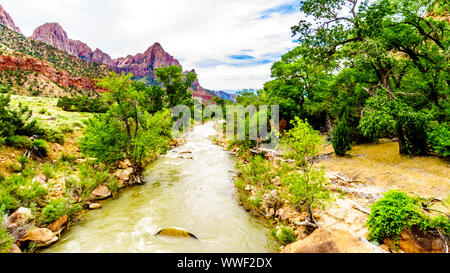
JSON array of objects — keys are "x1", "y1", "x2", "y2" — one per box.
[
  {"x1": 0, "y1": 55, "x2": 106, "y2": 93},
  {"x1": 30, "y1": 23, "x2": 93, "y2": 59},
  {"x1": 112, "y1": 42, "x2": 181, "y2": 78},
  {"x1": 0, "y1": 5, "x2": 232, "y2": 101},
  {"x1": 0, "y1": 4, "x2": 21, "y2": 33},
  {"x1": 29, "y1": 23, "x2": 220, "y2": 100}
]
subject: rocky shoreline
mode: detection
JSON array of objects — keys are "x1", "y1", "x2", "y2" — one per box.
[
  {"x1": 5, "y1": 138, "x2": 185, "y2": 253},
  {"x1": 212, "y1": 129, "x2": 448, "y2": 253}
]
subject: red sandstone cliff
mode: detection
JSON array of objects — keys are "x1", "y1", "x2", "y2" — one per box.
[{"x1": 0, "y1": 55, "x2": 106, "y2": 93}]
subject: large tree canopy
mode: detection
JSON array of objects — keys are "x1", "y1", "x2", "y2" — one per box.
[{"x1": 257, "y1": 0, "x2": 449, "y2": 156}]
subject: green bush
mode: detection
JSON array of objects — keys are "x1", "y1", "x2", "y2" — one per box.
[
  {"x1": 332, "y1": 116, "x2": 352, "y2": 156},
  {"x1": 32, "y1": 139, "x2": 49, "y2": 157},
  {"x1": 0, "y1": 175, "x2": 48, "y2": 212},
  {"x1": 6, "y1": 135, "x2": 32, "y2": 149},
  {"x1": 427, "y1": 122, "x2": 450, "y2": 157},
  {"x1": 9, "y1": 162, "x2": 22, "y2": 173},
  {"x1": 0, "y1": 218, "x2": 13, "y2": 253},
  {"x1": 367, "y1": 190, "x2": 450, "y2": 243},
  {"x1": 43, "y1": 128, "x2": 65, "y2": 144},
  {"x1": 271, "y1": 226, "x2": 296, "y2": 245},
  {"x1": 59, "y1": 152, "x2": 76, "y2": 163},
  {"x1": 39, "y1": 198, "x2": 80, "y2": 225},
  {"x1": 42, "y1": 163, "x2": 55, "y2": 179},
  {"x1": 38, "y1": 108, "x2": 47, "y2": 115}
]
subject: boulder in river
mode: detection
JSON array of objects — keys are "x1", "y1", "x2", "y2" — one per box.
[
  {"x1": 156, "y1": 228, "x2": 198, "y2": 239},
  {"x1": 89, "y1": 203, "x2": 102, "y2": 210},
  {"x1": 282, "y1": 228, "x2": 379, "y2": 253}
]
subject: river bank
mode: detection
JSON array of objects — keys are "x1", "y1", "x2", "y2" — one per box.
[
  {"x1": 212, "y1": 123, "x2": 449, "y2": 253},
  {"x1": 41, "y1": 122, "x2": 272, "y2": 253}
]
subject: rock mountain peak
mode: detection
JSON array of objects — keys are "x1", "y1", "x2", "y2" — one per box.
[{"x1": 0, "y1": 4, "x2": 21, "y2": 33}]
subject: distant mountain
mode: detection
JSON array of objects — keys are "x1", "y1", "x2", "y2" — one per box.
[
  {"x1": 29, "y1": 22, "x2": 221, "y2": 101},
  {"x1": 0, "y1": 24, "x2": 111, "y2": 97},
  {"x1": 0, "y1": 4, "x2": 21, "y2": 33},
  {"x1": 212, "y1": 91, "x2": 237, "y2": 102},
  {"x1": 0, "y1": 6, "x2": 236, "y2": 102}
]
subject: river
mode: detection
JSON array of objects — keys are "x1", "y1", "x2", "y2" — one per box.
[{"x1": 44, "y1": 122, "x2": 272, "y2": 253}]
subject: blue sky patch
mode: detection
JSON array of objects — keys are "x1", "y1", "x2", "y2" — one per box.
[
  {"x1": 259, "y1": 1, "x2": 299, "y2": 19},
  {"x1": 229, "y1": 54, "x2": 255, "y2": 60}
]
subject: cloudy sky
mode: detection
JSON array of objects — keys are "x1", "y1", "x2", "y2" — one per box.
[{"x1": 1, "y1": 0, "x2": 301, "y2": 91}]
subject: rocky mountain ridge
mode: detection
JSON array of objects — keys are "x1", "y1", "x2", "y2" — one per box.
[{"x1": 0, "y1": 4, "x2": 21, "y2": 33}]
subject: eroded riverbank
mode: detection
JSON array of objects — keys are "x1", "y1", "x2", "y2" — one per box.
[{"x1": 43, "y1": 122, "x2": 272, "y2": 253}]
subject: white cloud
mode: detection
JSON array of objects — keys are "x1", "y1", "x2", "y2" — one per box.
[{"x1": 1, "y1": 0, "x2": 301, "y2": 90}]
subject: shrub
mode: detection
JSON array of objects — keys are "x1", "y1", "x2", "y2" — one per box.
[
  {"x1": 332, "y1": 116, "x2": 352, "y2": 156},
  {"x1": 427, "y1": 122, "x2": 450, "y2": 157},
  {"x1": 42, "y1": 163, "x2": 55, "y2": 179},
  {"x1": 6, "y1": 135, "x2": 32, "y2": 149},
  {"x1": 39, "y1": 198, "x2": 80, "y2": 225},
  {"x1": 59, "y1": 152, "x2": 76, "y2": 163},
  {"x1": 38, "y1": 108, "x2": 47, "y2": 115},
  {"x1": 43, "y1": 128, "x2": 65, "y2": 144},
  {"x1": 367, "y1": 190, "x2": 450, "y2": 243},
  {"x1": 9, "y1": 162, "x2": 22, "y2": 173},
  {"x1": 0, "y1": 218, "x2": 13, "y2": 253},
  {"x1": 32, "y1": 139, "x2": 49, "y2": 157},
  {"x1": 283, "y1": 169, "x2": 332, "y2": 212},
  {"x1": 0, "y1": 175, "x2": 48, "y2": 211},
  {"x1": 271, "y1": 226, "x2": 296, "y2": 245}
]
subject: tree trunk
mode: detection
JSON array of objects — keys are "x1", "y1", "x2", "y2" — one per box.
[{"x1": 396, "y1": 122, "x2": 407, "y2": 155}]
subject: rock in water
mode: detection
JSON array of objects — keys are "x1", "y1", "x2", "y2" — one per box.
[
  {"x1": 156, "y1": 228, "x2": 198, "y2": 239},
  {"x1": 282, "y1": 228, "x2": 379, "y2": 253}
]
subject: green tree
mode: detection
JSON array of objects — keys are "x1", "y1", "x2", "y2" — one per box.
[
  {"x1": 155, "y1": 65, "x2": 196, "y2": 108},
  {"x1": 80, "y1": 73, "x2": 172, "y2": 182},
  {"x1": 280, "y1": 118, "x2": 331, "y2": 225},
  {"x1": 332, "y1": 115, "x2": 352, "y2": 156}
]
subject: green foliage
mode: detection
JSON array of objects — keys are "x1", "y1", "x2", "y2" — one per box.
[
  {"x1": 5, "y1": 135, "x2": 32, "y2": 149},
  {"x1": 57, "y1": 96, "x2": 108, "y2": 113},
  {"x1": 0, "y1": 93, "x2": 47, "y2": 148},
  {"x1": 332, "y1": 116, "x2": 352, "y2": 156},
  {"x1": 257, "y1": 0, "x2": 449, "y2": 156},
  {"x1": 39, "y1": 198, "x2": 80, "y2": 225},
  {"x1": 0, "y1": 216, "x2": 13, "y2": 253},
  {"x1": 283, "y1": 168, "x2": 332, "y2": 211},
  {"x1": 42, "y1": 163, "x2": 55, "y2": 179},
  {"x1": 59, "y1": 152, "x2": 76, "y2": 163},
  {"x1": 280, "y1": 118, "x2": 332, "y2": 220},
  {"x1": 280, "y1": 117, "x2": 321, "y2": 168},
  {"x1": 155, "y1": 65, "x2": 196, "y2": 108},
  {"x1": 42, "y1": 128, "x2": 65, "y2": 144},
  {"x1": 271, "y1": 226, "x2": 296, "y2": 245},
  {"x1": 32, "y1": 139, "x2": 49, "y2": 157},
  {"x1": 427, "y1": 122, "x2": 450, "y2": 157},
  {"x1": 237, "y1": 156, "x2": 275, "y2": 187},
  {"x1": 81, "y1": 73, "x2": 172, "y2": 172},
  {"x1": 367, "y1": 190, "x2": 450, "y2": 243},
  {"x1": 0, "y1": 175, "x2": 48, "y2": 212}
]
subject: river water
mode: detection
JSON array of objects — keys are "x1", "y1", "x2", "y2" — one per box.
[{"x1": 44, "y1": 122, "x2": 272, "y2": 253}]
